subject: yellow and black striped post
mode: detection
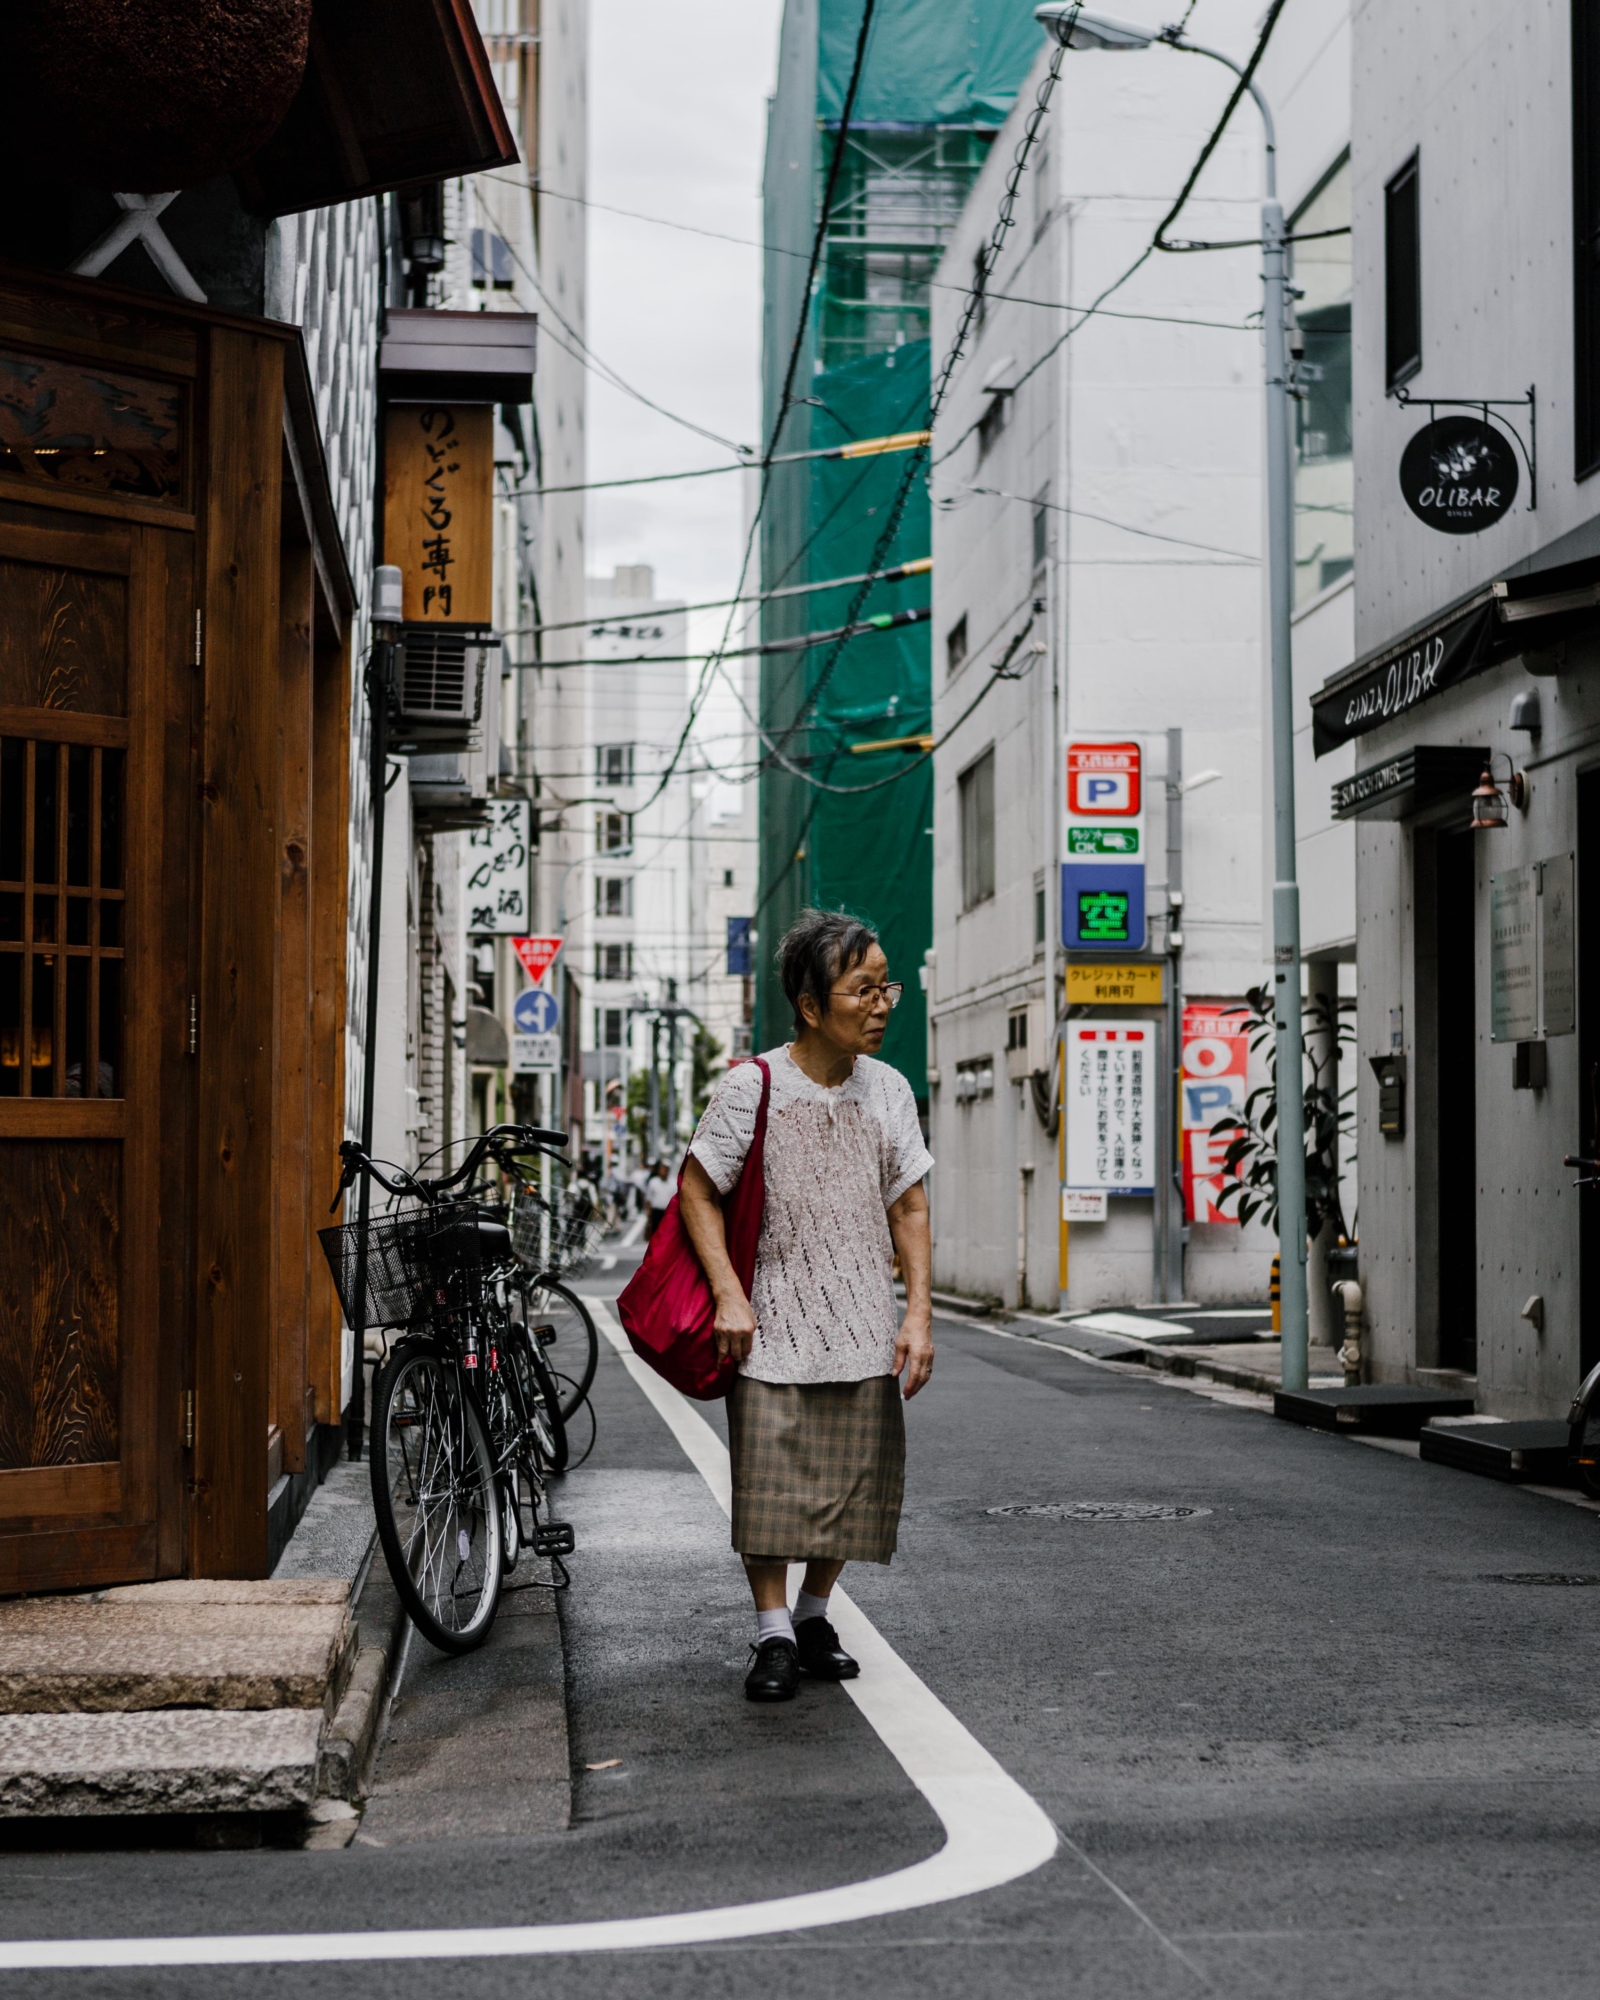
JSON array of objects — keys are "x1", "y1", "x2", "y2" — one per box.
[{"x1": 1270, "y1": 1255, "x2": 1282, "y2": 1333}]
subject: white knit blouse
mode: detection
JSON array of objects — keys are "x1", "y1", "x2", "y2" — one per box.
[{"x1": 688, "y1": 1045, "x2": 933, "y2": 1385}]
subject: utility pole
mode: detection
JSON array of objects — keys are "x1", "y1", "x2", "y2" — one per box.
[
  {"x1": 665, "y1": 978, "x2": 679, "y2": 1157},
  {"x1": 1163, "y1": 726, "x2": 1186, "y2": 1306},
  {"x1": 647, "y1": 1016, "x2": 661, "y2": 1162}
]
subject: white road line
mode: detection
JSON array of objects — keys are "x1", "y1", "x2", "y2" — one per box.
[{"x1": 0, "y1": 1310, "x2": 1056, "y2": 1973}]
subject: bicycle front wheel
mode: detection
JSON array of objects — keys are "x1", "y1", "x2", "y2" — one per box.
[
  {"x1": 516, "y1": 1276, "x2": 599, "y2": 1421},
  {"x1": 370, "y1": 1340, "x2": 504, "y2": 1654}
]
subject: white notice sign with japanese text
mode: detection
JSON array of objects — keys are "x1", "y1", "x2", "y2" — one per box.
[
  {"x1": 466, "y1": 801, "x2": 532, "y2": 936},
  {"x1": 1065, "y1": 1022, "x2": 1153, "y2": 1194}
]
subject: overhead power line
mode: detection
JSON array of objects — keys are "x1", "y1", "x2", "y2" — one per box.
[
  {"x1": 510, "y1": 606, "x2": 931, "y2": 672},
  {"x1": 508, "y1": 558, "x2": 931, "y2": 638},
  {"x1": 534, "y1": 429, "x2": 930, "y2": 497}
]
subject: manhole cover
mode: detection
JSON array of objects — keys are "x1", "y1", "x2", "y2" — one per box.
[
  {"x1": 1484, "y1": 1572, "x2": 1600, "y2": 1587},
  {"x1": 985, "y1": 1501, "x2": 1212, "y2": 1523}
]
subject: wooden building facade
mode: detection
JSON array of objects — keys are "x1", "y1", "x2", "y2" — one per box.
[{"x1": 0, "y1": 266, "x2": 356, "y2": 1593}]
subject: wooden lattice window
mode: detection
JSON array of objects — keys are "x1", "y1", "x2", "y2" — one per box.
[{"x1": 0, "y1": 737, "x2": 125, "y2": 1098}]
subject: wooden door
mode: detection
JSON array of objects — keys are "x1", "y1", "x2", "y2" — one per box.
[{"x1": 0, "y1": 504, "x2": 192, "y2": 1592}]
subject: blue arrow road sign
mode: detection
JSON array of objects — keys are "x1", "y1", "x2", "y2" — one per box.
[{"x1": 514, "y1": 988, "x2": 561, "y2": 1036}]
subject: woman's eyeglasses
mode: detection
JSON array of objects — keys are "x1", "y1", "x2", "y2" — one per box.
[{"x1": 831, "y1": 981, "x2": 904, "y2": 1010}]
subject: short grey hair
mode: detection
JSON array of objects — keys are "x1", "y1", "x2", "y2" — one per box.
[{"x1": 776, "y1": 908, "x2": 879, "y2": 1032}]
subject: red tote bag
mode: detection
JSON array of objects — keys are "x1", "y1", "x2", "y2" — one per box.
[{"x1": 617, "y1": 1056, "x2": 770, "y2": 1400}]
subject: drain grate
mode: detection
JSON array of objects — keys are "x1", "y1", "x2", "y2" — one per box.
[
  {"x1": 986, "y1": 1501, "x2": 1212, "y2": 1523},
  {"x1": 1484, "y1": 1572, "x2": 1600, "y2": 1587}
]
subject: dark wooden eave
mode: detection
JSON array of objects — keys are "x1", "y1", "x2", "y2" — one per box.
[{"x1": 237, "y1": 0, "x2": 518, "y2": 219}]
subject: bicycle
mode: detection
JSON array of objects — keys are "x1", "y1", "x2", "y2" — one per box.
[
  {"x1": 320, "y1": 1124, "x2": 577, "y2": 1654},
  {"x1": 502, "y1": 1163, "x2": 603, "y2": 1423}
]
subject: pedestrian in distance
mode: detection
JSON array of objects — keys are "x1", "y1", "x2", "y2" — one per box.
[
  {"x1": 680, "y1": 908, "x2": 934, "y2": 1702},
  {"x1": 643, "y1": 1159, "x2": 674, "y2": 1239}
]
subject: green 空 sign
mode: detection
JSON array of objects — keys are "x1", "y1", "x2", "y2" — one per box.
[{"x1": 1067, "y1": 827, "x2": 1140, "y2": 857}]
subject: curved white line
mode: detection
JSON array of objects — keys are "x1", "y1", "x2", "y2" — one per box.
[{"x1": 0, "y1": 1308, "x2": 1056, "y2": 1972}]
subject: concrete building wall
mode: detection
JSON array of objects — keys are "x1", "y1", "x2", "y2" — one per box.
[
  {"x1": 1344, "y1": 0, "x2": 1598, "y2": 1412},
  {"x1": 929, "y1": 8, "x2": 1305, "y2": 1310}
]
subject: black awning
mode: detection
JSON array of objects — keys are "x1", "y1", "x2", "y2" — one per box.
[
  {"x1": 1311, "y1": 552, "x2": 1600, "y2": 756},
  {"x1": 237, "y1": 0, "x2": 517, "y2": 218},
  {"x1": 1331, "y1": 746, "x2": 1489, "y2": 823}
]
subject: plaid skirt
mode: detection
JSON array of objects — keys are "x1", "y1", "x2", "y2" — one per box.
[{"x1": 726, "y1": 1374, "x2": 905, "y2": 1565}]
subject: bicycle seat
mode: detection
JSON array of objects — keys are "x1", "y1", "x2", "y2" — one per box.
[{"x1": 430, "y1": 1210, "x2": 515, "y2": 1265}]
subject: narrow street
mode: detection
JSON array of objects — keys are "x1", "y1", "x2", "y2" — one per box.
[{"x1": 7, "y1": 1276, "x2": 1600, "y2": 1997}]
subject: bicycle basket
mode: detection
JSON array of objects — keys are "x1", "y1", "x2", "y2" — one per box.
[
  {"x1": 509, "y1": 1187, "x2": 547, "y2": 1270},
  {"x1": 511, "y1": 1182, "x2": 602, "y2": 1277},
  {"x1": 318, "y1": 1203, "x2": 499, "y2": 1328}
]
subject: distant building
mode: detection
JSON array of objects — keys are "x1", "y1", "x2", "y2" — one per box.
[
  {"x1": 757, "y1": 0, "x2": 1045, "y2": 1100},
  {"x1": 927, "y1": 4, "x2": 1351, "y2": 1312}
]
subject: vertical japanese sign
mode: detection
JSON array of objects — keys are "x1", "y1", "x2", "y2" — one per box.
[
  {"x1": 383, "y1": 403, "x2": 494, "y2": 625},
  {"x1": 465, "y1": 801, "x2": 531, "y2": 935},
  {"x1": 1062, "y1": 739, "x2": 1146, "y2": 949},
  {"x1": 1181, "y1": 1004, "x2": 1249, "y2": 1224},
  {"x1": 1065, "y1": 1023, "x2": 1152, "y2": 1193}
]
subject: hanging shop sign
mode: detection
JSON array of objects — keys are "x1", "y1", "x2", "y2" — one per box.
[
  {"x1": 512, "y1": 935, "x2": 563, "y2": 984},
  {"x1": 1399, "y1": 415, "x2": 1518, "y2": 535},
  {"x1": 1064, "y1": 1023, "x2": 1153, "y2": 1195},
  {"x1": 465, "y1": 800, "x2": 531, "y2": 935},
  {"x1": 1489, "y1": 855, "x2": 1575, "y2": 1043},
  {"x1": 383, "y1": 402, "x2": 494, "y2": 624},
  {"x1": 1062, "y1": 739, "x2": 1146, "y2": 950},
  {"x1": 1180, "y1": 1004, "x2": 1249, "y2": 1224}
]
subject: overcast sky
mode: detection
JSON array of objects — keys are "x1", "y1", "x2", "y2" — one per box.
[{"x1": 583, "y1": 0, "x2": 784, "y2": 614}]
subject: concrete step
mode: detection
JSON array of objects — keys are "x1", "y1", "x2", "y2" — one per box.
[
  {"x1": 0, "y1": 1580, "x2": 353, "y2": 1716},
  {"x1": 0, "y1": 1709, "x2": 322, "y2": 1817}
]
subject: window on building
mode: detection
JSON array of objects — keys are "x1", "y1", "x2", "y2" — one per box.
[
  {"x1": 595, "y1": 742, "x2": 634, "y2": 787},
  {"x1": 1034, "y1": 869, "x2": 1047, "y2": 950},
  {"x1": 1577, "y1": 6, "x2": 1600, "y2": 476},
  {"x1": 1292, "y1": 152, "x2": 1353, "y2": 606},
  {"x1": 1031, "y1": 490, "x2": 1049, "y2": 573},
  {"x1": 1384, "y1": 152, "x2": 1421, "y2": 390},
  {"x1": 595, "y1": 875, "x2": 631, "y2": 918},
  {"x1": 722, "y1": 867, "x2": 735, "y2": 888},
  {"x1": 959, "y1": 747, "x2": 996, "y2": 909},
  {"x1": 596, "y1": 811, "x2": 631, "y2": 854},
  {"x1": 596, "y1": 943, "x2": 633, "y2": 982},
  {"x1": 597, "y1": 1006, "x2": 625, "y2": 1048},
  {"x1": 470, "y1": 227, "x2": 515, "y2": 290},
  {"x1": 1007, "y1": 1008, "x2": 1028, "y2": 1055},
  {"x1": 726, "y1": 916, "x2": 753, "y2": 976},
  {"x1": 946, "y1": 613, "x2": 968, "y2": 677}
]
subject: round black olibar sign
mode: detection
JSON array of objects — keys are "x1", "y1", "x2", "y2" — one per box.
[{"x1": 1399, "y1": 415, "x2": 1519, "y2": 533}]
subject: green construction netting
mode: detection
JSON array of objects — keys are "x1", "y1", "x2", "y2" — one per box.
[
  {"x1": 757, "y1": 342, "x2": 933, "y2": 1094},
  {"x1": 818, "y1": 0, "x2": 1047, "y2": 128}
]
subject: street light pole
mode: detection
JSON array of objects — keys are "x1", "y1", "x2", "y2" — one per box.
[{"x1": 1034, "y1": 7, "x2": 1310, "y2": 1388}]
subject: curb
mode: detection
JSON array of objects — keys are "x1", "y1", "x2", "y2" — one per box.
[{"x1": 316, "y1": 1548, "x2": 407, "y2": 1805}]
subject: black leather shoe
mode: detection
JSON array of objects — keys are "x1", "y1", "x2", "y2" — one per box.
[
  {"x1": 744, "y1": 1636, "x2": 800, "y2": 1702},
  {"x1": 794, "y1": 1615, "x2": 859, "y2": 1681}
]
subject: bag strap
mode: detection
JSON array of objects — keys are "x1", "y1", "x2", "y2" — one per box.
[{"x1": 749, "y1": 1055, "x2": 771, "y2": 1163}]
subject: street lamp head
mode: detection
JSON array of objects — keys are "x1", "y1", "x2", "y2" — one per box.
[{"x1": 1034, "y1": 6, "x2": 1157, "y2": 50}]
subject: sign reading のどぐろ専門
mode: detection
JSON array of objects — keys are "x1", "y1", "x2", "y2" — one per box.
[
  {"x1": 1065, "y1": 1024, "x2": 1152, "y2": 1195},
  {"x1": 1399, "y1": 415, "x2": 1519, "y2": 535},
  {"x1": 383, "y1": 403, "x2": 494, "y2": 623}
]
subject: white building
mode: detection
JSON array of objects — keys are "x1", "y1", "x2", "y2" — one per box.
[{"x1": 927, "y1": 3, "x2": 1351, "y2": 1313}]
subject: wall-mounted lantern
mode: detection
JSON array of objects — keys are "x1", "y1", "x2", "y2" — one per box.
[{"x1": 1470, "y1": 754, "x2": 1527, "y2": 831}]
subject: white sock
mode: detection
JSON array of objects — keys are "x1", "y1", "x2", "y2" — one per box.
[
  {"x1": 757, "y1": 1607, "x2": 795, "y2": 1647},
  {"x1": 794, "y1": 1588, "x2": 831, "y2": 1625}
]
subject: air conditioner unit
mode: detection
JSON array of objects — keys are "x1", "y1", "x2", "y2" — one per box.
[{"x1": 395, "y1": 627, "x2": 488, "y2": 728}]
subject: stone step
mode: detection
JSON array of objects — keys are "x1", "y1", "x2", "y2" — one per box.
[
  {"x1": 0, "y1": 1709, "x2": 322, "y2": 1817},
  {"x1": 0, "y1": 1579, "x2": 353, "y2": 1716}
]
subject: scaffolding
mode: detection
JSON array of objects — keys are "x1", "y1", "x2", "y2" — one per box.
[{"x1": 756, "y1": 0, "x2": 1042, "y2": 1092}]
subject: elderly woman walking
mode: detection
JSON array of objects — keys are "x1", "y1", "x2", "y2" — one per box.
[{"x1": 680, "y1": 909, "x2": 933, "y2": 1702}]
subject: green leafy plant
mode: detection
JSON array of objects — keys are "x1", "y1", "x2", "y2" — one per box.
[{"x1": 1212, "y1": 986, "x2": 1355, "y2": 1239}]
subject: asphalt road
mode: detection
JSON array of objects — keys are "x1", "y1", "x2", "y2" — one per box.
[{"x1": 8, "y1": 1278, "x2": 1600, "y2": 1998}]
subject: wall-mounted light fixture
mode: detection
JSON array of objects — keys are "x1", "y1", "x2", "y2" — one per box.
[{"x1": 1469, "y1": 753, "x2": 1527, "y2": 831}]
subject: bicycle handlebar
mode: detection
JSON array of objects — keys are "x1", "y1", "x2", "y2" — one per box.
[{"x1": 332, "y1": 1123, "x2": 567, "y2": 1211}]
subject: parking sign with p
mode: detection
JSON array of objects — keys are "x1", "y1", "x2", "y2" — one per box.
[{"x1": 1067, "y1": 743, "x2": 1140, "y2": 816}]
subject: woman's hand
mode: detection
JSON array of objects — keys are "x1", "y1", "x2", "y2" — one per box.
[
  {"x1": 894, "y1": 1311, "x2": 934, "y2": 1399},
  {"x1": 713, "y1": 1284, "x2": 758, "y2": 1364}
]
